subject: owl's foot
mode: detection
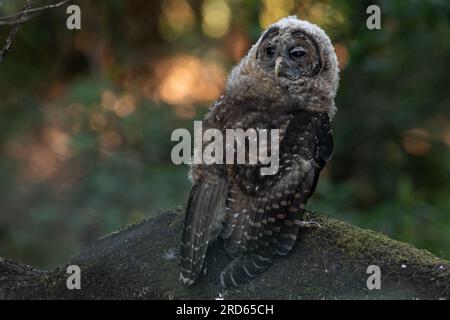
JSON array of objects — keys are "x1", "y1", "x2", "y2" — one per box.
[
  {"x1": 298, "y1": 220, "x2": 321, "y2": 228},
  {"x1": 219, "y1": 252, "x2": 274, "y2": 288}
]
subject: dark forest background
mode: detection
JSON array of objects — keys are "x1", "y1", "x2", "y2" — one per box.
[{"x1": 0, "y1": 0, "x2": 449, "y2": 269}]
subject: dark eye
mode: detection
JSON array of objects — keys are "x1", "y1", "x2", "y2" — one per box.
[
  {"x1": 290, "y1": 47, "x2": 307, "y2": 58},
  {"x1": 266, "y1": 46, "x2": 276, "y2": 57}
]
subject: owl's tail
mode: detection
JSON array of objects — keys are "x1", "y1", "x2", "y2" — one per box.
[
  {"x1": 180, "y1": 179, "x2": 227, "y2": 286},
  {"x1": 219, "y1": 249, "x2": 275, "y2": 288}
]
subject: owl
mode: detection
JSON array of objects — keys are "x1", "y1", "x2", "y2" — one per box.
[{"x1": 179, "y1": 16, "x2": 339, "y2": 287}]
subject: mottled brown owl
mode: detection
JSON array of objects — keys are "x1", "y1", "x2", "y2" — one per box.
[{"x1": 180, "y1": 16, "x2": 339, "y2": 287}]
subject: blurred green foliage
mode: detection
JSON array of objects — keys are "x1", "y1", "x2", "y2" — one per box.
[{"x1": 0, "y1": 0, "x2": 449, "y2": 269}]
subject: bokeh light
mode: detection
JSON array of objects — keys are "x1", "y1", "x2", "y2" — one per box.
[
  {"x1": 202, "y1": 0, "x2": 231, "y2": 38},
  {"x1": 402, "y1": 128, "x2": 431, "y2": 156},
  {"x1": 334, "y1": 43, "x2": 349, "y2": 70},
  {"x1": 260, "y1": 0, "x2": 295, "y2": 28},
  {"x1": 159, "y1": 0, "x2": 195, "y2": 41},
  {"x1": 153, "y1": 55, "x2": 226, "y2": 115}
]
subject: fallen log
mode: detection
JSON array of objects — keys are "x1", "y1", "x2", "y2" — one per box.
[{"x1": 1, "y1": 208, "x2": 449, "y2": 299}]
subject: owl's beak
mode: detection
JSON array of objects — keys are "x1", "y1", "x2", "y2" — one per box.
[{"x1": 274, "y1": 57, "x2": 283, "y2": 77}]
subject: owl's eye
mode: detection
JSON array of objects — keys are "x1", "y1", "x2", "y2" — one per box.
[
  {"x1": 266, "y1": 46, "x2": 276, "y2": 57},
  {"x1": 290, "y1": 47, "x2": 307, "y2": 58}
]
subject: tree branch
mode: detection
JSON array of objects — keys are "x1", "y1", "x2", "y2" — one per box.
[
  {"x1": 0, "y1": 208, "x2": 449, "y2": 300},
  {"x1": 0, "y1": 0, "x2": 35, "y2": 63},
  {"x1": 0, "y1": 0, "x2": 72, "y2": 64},
  {"x1": 0, "y1": 0, "x2": 71, "y2": 25}
]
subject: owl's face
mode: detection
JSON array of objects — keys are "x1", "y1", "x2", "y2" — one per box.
[
  {"x1": 226, "y1": 17, "x2": 339, "y2": 118},
  {"x1": 256, "y1": 26, "x2": 322, "y2": 81}
]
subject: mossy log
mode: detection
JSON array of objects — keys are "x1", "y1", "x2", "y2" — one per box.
[{"x1": 0, "y1": 208, "x2": 449, "y2": 300}]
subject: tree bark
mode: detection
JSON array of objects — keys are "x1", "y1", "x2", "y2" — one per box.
[{"x1": 0, "y1": 208, "x2": 449, "y2": 300}]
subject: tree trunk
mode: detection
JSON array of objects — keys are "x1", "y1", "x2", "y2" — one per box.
[{"x1": 0, "y1": 208, "x2": 449, "y2": 299}]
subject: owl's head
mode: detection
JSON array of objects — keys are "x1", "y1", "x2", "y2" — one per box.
[{"x1": 227, "y1": 16, "x2": 339, "y2": 118}]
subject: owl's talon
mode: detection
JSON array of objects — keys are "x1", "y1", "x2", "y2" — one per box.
[{"x1": 298, "y1": 220, "x2": 321, "y2": 228}]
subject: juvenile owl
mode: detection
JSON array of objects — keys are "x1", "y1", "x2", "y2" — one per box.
[{"x1": 180, "y1": 16, "x2": 339, "y2": 287}]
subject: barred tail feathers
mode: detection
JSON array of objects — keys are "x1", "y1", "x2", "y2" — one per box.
[
  {"x1": 219, "y1": 250, "x2": 275, "y2": 288},
  {"x1": 180, "y1": 179, "x2": 227, "y2": 285}
]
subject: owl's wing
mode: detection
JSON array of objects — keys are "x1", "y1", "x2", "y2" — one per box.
[
  {"x1": 220, "y1": 110, "x2": 333, "y2": 287},
  {"x1": 273, "y1": 111, "x2": 333, "y2": 255},
  {"x1": 179, "y1": 177, "x2": 228, "y2": 285}
]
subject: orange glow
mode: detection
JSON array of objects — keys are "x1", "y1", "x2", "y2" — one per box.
[
  {"x1": 118, "y1": 54, "x2": 226, "y2": 118},
  {"x1": 115, "y1": 94, "x2": 137, "y2": 118},
  {"x1": 26, "y1": 145, "x2": 59, "y2": 181},
  {"x1": 102, "y1": 90, "x2": 137, "y2": 117},
  {"x1": 334, "y1": 43, "x2": 349, "y2": 70},
  {"x1": 4, "y1": 127, "x2": 73, "y2": 183},
  {"x1": 45, "y1": 128, "x2": 72, "y2": 159},
  {"x1": 226, "y1": 30, "x2": 251, "y2": 62},
  {"x1": 402, "y1": 128, "x2": 431, "y2": 156},
  {"x1": 154, "y1": 55, "x2": 225, "y2": 110},
  {"x1": 102, "y1": 90, "x2": 119, "y2": 111}
]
